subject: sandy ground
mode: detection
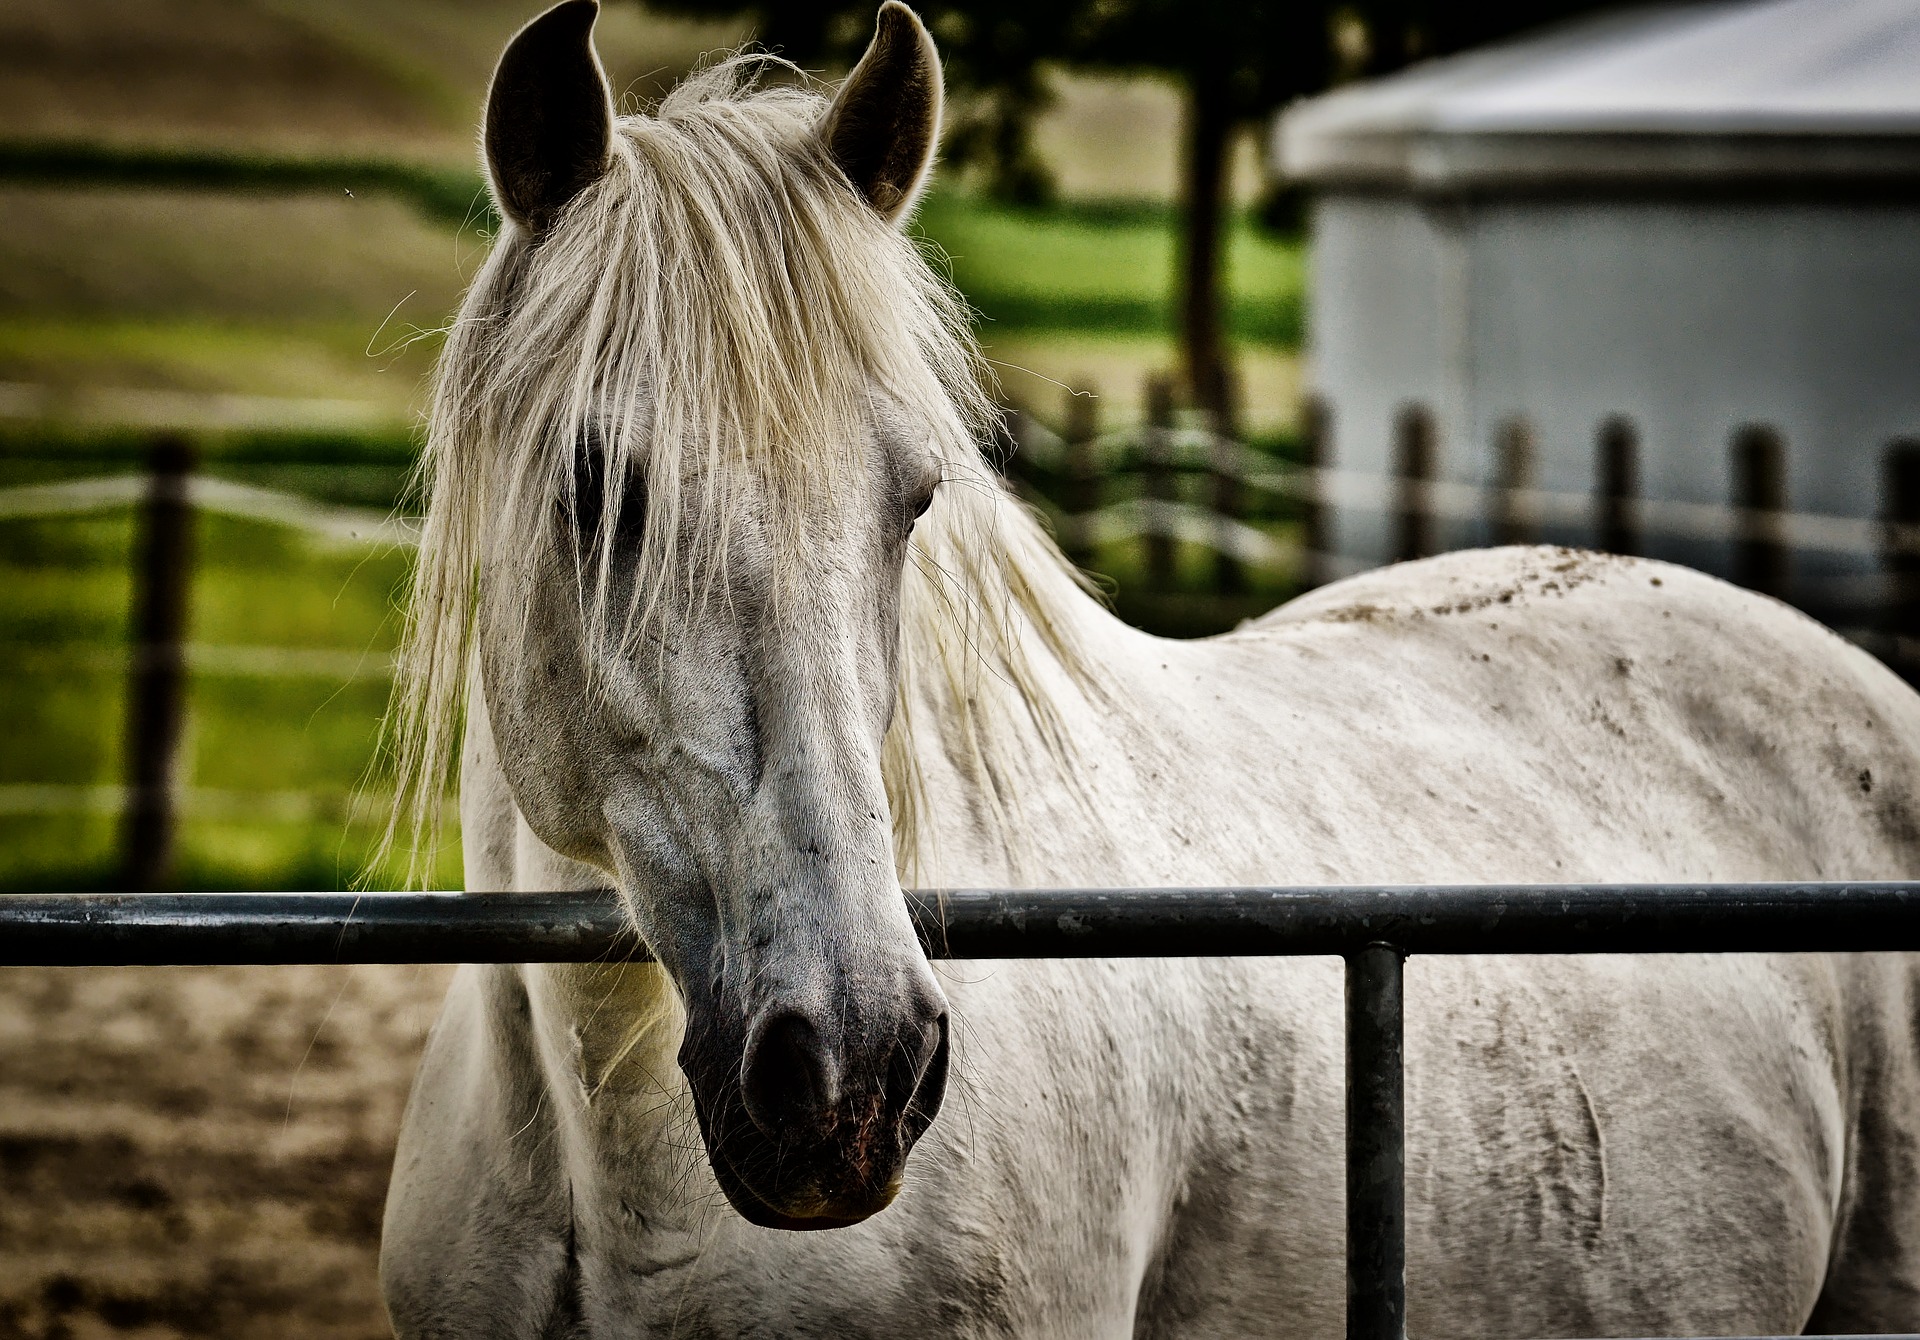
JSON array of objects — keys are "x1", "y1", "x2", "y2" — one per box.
[{"x1": 0, "y1": 962, "x2": 455, "y2": 1340}]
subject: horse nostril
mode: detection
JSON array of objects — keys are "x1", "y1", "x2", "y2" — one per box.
[
  {"x1": 888, "y1": 1011, "x2": 949, "y2": 1126},
  {"x1": 741, "y1": 1011, "x2": 838, "y2": 1140}
]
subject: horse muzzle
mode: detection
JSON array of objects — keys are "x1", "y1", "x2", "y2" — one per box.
[{"x1": 682, "y1": 995, "x2": 950, "y2": 1230}]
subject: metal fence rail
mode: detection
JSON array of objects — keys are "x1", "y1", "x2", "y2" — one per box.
[
  {"x1": 5, "y1": 882, "x2": 1920, "y2": 1340},
  {"x1": 7, "y1": 882, "x2": 1919, "y2": 965}
]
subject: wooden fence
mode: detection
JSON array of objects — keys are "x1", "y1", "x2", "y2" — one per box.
[
  {"x1": 0, "y1": 436, "x2": 411, "y2": 890},
  {"x1": 1007, "y1": 378, "x2": 1920, "y2": 674}
]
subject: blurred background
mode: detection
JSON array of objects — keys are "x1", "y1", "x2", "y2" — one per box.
[
  {"x1": 5, "y1": 0, "x2": 1919, "y2": 1334},
  {"x1": 0, "y1": 0, "x2": 1633, "y2": 902}
]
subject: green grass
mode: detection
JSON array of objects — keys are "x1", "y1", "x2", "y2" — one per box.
[
  {"x1": 0, "y1": 420, "x2": 419, "y2": 465},
  {"x1": 0, "y1": 315, "x2": 439, "y2": 420},
  {"x1": 0, "y1": 140, "x2": 494, "y2": 229},
  {"x1": 0, "y1": 161, "x2": 1301, "y2": 385},
  {"x1": 915, "y1": 193, "x2": 1304, "y2": 348},
  {"x1": 0, "y1": 504, "x2": 449, "y2": 893}
]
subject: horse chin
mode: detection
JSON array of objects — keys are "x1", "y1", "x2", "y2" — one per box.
[
  {"x1": 707, "y1": 1148, "x2": 900, "y2": 1232},
  {"x1": 689, "y1": 1079, "x2": 910, "y2": 1231}
]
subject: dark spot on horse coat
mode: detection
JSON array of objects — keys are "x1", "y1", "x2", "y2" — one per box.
[
  {"x1": 1306, "y1": 549, "x2": 1622, "y2": 626},
  {"x1": 1319, "y1": 602, "x2": 1389, "y2": 623}
]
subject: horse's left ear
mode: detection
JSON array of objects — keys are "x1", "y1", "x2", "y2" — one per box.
[{"x1": 820, "y1": 2, "x2": 943, "y2": 223}]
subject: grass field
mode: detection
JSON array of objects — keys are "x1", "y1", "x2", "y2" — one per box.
[
  {"x1": 0, "y1": 494, "x2": 456, "y2": 893},
  {"x1": 919, "y1": 194, "x2": 1302, "y2": 347},
  {"x1": 0, "y1": 0, "x2": 745, "y2": 162},
  {"x1": 0, "y1": 181, "x2": 1304, "y2": 430}
]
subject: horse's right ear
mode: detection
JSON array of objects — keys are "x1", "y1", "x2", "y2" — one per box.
[{"x1": 485, "y1": 0, "x2": 614, "y2": 234}]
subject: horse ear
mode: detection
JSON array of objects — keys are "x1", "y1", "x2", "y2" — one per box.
[
  {"x1": 820, "y1": 2, "x2": 943, "y2": 223},
  {"x1": 485, "y1": 0, "x2": 614, "y2": 234}
]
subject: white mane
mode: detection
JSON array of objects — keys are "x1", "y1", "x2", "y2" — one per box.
[{"x1": 383, "y1": 58, "x2": 1111, "y2": 885}]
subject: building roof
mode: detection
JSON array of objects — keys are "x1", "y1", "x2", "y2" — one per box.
[{"x1": 1276, "y1": 0, "x2": 1920, "y2": 192}]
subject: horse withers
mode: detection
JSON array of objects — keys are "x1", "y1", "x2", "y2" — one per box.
[{"x1": 379, "y1": 3, "x2": 1920, "y2": 1334}]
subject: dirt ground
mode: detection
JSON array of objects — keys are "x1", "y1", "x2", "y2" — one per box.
[{"x1": 0, "y1": 962, "x2": 455, "y2": 1340}]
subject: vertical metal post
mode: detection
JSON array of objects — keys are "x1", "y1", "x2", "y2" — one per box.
[
  {"x1": 121, "y1": 433, "x2": 195, "y2": 891},
  {"x1": 1347, "y1": 942, "x2": 1407, "y2": 1340}
]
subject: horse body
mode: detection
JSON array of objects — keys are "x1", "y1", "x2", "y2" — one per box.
[
  {"x1": 378, "y1": 4, "x2": 1920, "y2": 1331},
  {"x1": 386, "y1": 544, "x2": 1920, "y2": 1336}
]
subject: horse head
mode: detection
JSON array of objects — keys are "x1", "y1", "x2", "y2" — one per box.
[{"x1": 433, "y1": 0, "x2": 967, "y2": 1229}]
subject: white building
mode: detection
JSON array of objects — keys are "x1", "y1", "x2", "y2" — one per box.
[{"x1": 1274, "y1": 0, "x2": 1920, "y2": 637}]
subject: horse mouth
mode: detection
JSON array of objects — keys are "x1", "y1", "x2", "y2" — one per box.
[
  {"x1": 707, "y1": 1143, "x2": 901, "y2": 1231},
  {"x1": 689, "y1": 1070, "x2": 915, "y2": 1231}
]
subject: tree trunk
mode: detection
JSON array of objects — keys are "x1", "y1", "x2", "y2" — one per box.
[{"x1": 1178, "y1": 74, "x2": 1235, "y2": 419}]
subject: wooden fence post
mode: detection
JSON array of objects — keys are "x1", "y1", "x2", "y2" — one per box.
[
  {"x1": 1209, "y1": 365, "x2": 1246, "y2": 595},
  {"x1": 1300, "y1": 395, "x2": 1330, "y2": 591},
  {"x1": 1392, "y1": 404, "x2": 1436, "y2": 565},
  {"x1": 1730, "y1": 423, "x2": 1788, "y2": 599},
  {"x1": 1491, "y1": 416, "x2": 1535, "y2": 548},
  {"x1": 1596, "y1": 415, "x2": 1640, "y2": 557},
  {"x1": 1882, "y1": 438, "x2": 1920, "y2": 658},
  {"x1": 1063, "y1": 385, "x2": 1099, "y2": 571},
  {"x1": 1143, "y1": 374, "x2": 1177, "y2": 590},
  {"x1": 121, "y1": 433, "x2": 195, "y2": 891}
]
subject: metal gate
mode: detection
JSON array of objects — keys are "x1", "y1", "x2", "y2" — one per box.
[{"x1": 6, "y1": 882, "x2": 1920, "y2": 1340}]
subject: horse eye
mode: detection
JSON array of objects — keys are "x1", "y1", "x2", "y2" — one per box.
[
  {"x1": 565, "y1": 434, "x2": 646, "y2": 539},
  {"x1": 568, "y1": 441, "x2": 605, "y2": 531}
]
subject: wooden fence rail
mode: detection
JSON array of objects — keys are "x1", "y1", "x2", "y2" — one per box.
[
  {"x1": 1009, "y1": 377, "x2": 1920, "y2": 679},
  {"x1": 1012, "y1": 380, "x2": 1920, "y2": 593}
]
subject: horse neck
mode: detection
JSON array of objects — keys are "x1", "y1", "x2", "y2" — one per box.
[{"x1": 892, "y1": 512, "x2": 1146, "y2": 883}]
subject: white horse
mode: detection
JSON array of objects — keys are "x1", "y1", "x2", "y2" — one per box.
[{"x1": 379, "y1": 3, "x2": 1920, "y2": 1334}]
